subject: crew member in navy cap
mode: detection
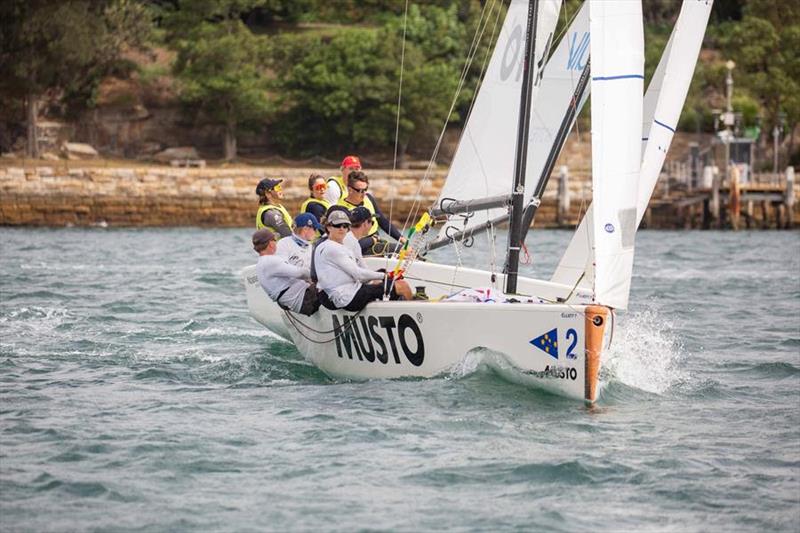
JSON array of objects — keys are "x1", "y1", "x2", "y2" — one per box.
[
  {"x1": 350, "y1": 206, "x2": 403, "y2": 257},
  {"x1": 255, "y1": 177, "x2": 293, "y2": 237},
  {"x1": 276, "y1": 213, "x2": 323, "y2": 269}
]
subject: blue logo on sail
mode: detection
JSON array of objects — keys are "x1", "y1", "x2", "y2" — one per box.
[
  {"x1": 604, "y1": 223, "x2": 615, "y2": 233},
  {"x1": 567, "y1": 32, "x2": 589, "y2": 71},
  {"x1": 530, "y1": 328, "x2": 559, "y2": 359}
]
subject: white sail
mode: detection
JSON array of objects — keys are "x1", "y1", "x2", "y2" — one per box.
[
  {"x1": 588, "y1": 0, "x2": 644, "y2": 310},
  {"x1": 433, "y1": 0, "x2": 563, "y2": 244},
  {"x1": 551, "y1": 0, "x2": 712, "y2": 293},
  {"x1": 525, "y1": 2, "x2": 589, "y2": 197}
]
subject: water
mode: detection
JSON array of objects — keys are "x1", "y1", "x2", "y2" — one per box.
[{"x1": 1, "y1": 227, "x2": 798, "y2": 532}]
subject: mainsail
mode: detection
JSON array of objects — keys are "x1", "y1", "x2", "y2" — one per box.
[
  {"x1": 432, "y1": 0, "x2": 563, "y2": 245},
  {"x1": 588, "y1": 0, "x2": 644, "y2": 310},
  {"x1": 550, "y1": 0, "x2": 713, "y2": 300}
]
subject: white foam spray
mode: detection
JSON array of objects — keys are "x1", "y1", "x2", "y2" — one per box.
[{"x1": 601, "y1": 307, "x2": 687, "y2": 394}]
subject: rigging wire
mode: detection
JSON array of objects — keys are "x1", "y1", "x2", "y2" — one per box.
[
  {"x1": 386, "y1": 0, "x2": 501, "y2": 295},
  {"x1": 396, "y1": 0, "x2": 501, "y2": 238},
  {"x1": 384, "y1": 0, "x2": 411, "y2": 292}
]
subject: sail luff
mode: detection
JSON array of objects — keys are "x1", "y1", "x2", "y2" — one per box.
[{"x1": 589, "y1": 0, "x2": 644, "y2": 310}]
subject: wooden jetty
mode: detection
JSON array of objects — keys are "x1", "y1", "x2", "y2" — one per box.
[{"x1": 643, "y1": 167, "x2": 797, "y2": 230}]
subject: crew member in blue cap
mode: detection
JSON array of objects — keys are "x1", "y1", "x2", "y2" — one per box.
[
  {"x1": 255, "y1": 178, "x2": 293, "y2": 237},
  {"x1": 276, "y1": 213, "x2": 323, "y2": 269}
]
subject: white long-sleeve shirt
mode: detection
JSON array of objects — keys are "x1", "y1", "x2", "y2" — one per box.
[
  {"x1": 323, "y1": 177, "x2": 344, "y2": 205},
  {"x1": 255, "y1": 254, "x2": 311, "y2": 313},
  {"x1": 276, "y1": 234, "x2": 312, "y2": 269},
  {"x1": 315, "y1": 239, "x2": 383, "y2": 308}
]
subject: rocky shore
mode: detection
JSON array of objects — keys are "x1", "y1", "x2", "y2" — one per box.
[
  {"x1": 0, "y1": 165, "x2": 453, "y2": 228},
  {"x1": 2, "y1": 162, "x2": 796, "y2": 229}
]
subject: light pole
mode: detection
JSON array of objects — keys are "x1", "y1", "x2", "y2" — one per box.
[
  {"x1": 723, "y1": 60, "x2": 736, "y2": 184},
  {"x1": 774, "y1": 112, "x2": 786, "y2": 179}
]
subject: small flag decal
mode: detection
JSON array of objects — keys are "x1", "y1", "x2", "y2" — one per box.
[{"x1": 530, "y1": 328, "x2": 559, "y2": 359}]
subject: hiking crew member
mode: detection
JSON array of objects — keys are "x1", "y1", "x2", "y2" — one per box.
[
  {"x1": 256, "y1": 178, "x2": 293, "y2": 237},
  {"x1": 300, "y1": 174, "x2": 330, "y2": 223},
  {"x1": 324, "y1": 155, "x2": 362, "y2": 205},
  {"x1": 314, "y1": 210, "x2": 412, "y2": 312},
  {"x1": 276, "y1": 213, "x2": 323, "y2": 269},
  {"x1": 310, "y1": 206, "x2": 362, "y2": 286},
  {"x1": 253, "y1": 228, "x2": 320, "y2": 316},
  {"x1": 350, "y1": 206, "x2": 403, "y2": 257},
  {"x1": 338, "y1": 171, "x2": 406, "y2": 248}
]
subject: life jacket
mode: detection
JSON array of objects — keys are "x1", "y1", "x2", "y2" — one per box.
[
  {"x1": 300, "y1": 197, "x2": 330, "y2": 214},
  {"x1": 326, "y1": 175, "x2": 346, "y2": 202},
  {"x1": 339, "y1": 194, "x2": 379, "y2": 236},
  {"x1": 256, "y1": 203, "x2": 293, "y2": 231}
]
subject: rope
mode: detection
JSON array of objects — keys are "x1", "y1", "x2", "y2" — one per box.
[{"x1": 282, "y1": 306, "x2": 368, "y2": 345}]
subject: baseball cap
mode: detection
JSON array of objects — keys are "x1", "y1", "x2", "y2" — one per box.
[
  {"x1": 326, "y1": 210, "x2": 351, "y2": 226},
  {"x1": 255, "y1": 178, "x2": 283, "y2": 196},
  {"x1": 294, "y1": 213, "x2": 323, "y2": 231},
  {"x1": 350, "y1": 206, "x2": 372, "y2": 225},
  {"x1": 252, "y1": 228, "x2": 276, "y2": 250},
  {"x1": 340, "y1": 155, "x2": 361, "y2": 170},
  {"x1": 325, "y1": 204, "x2": 351, "y2": 218}
]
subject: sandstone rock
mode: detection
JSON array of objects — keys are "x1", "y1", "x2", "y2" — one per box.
[
  {"x1": 137, "y1": 142, "x2": 162, "y2": 157},
  {"x1": 152, "y1": 146, "x2": 199, "y2": 163},
  {"x1": 62, "y1": 142, "x2": 99, "y2": 160},
  {"x1": 41, "y1": 152, "x2": 61, "y2": 161}
]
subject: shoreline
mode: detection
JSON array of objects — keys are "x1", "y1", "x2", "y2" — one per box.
[{"x1": 1, "y1": 163, "x2": 797, "y2": 229}]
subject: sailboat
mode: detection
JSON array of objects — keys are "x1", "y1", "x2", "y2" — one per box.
[{"x1": 243, "y1": 0, "x2": 712, "y2": 404}]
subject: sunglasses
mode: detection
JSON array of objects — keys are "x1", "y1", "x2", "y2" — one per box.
[
  {"x1": 271, "y1": 184, "x2": 283, "y2": 193},
  {"x1": 313, "y1": 183, "x2": 327, "y2": 191},
  {"x1": 351, "y1": 221, "x2": 366, "y2": 228},
  {"x1": 329, "y1": 223, "x2": 351, "y2": 229},
  {"x1": 349, "y1": 186, "x2": 368, "y2": 194}
]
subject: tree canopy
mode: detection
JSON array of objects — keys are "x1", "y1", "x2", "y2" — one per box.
[
  {"x1": 0, "y1": 0, "x2": 150, "y2": 156},
  {"x1": 0, "y1": 0, "x2": 797, "y2": 164}
]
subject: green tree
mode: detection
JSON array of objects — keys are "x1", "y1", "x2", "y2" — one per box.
[
  {"x1": 269, "y1": 3, "x2": 477, "y2": 158},
  {"x1": 0, "y1": 0, "x2": 150, "y2": 157},
  {"x1": 165, "y1": 0, "x2": 273, "y2": 160},
  {"x1": 717, "y1": 0, "x2": 800, "y2": 158}
]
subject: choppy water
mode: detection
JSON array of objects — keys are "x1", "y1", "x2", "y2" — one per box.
[{"x1": 1, "y1": 227, "x2": 798, "y2": 532}]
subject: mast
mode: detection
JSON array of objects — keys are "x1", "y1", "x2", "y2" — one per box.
[
  {"x1": 520, "y1": 60, "x2": 591, "y2": 245},
  {"x1": 505, "y1": 0, "x2": 540, "y2": 294}
]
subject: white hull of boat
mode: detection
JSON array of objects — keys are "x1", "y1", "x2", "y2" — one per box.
[{"x1": 243, "y1": 259, "x2": 609, "y2": 403}]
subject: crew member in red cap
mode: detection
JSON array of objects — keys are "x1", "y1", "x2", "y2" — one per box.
[
  {"x1": 324, "y1": 155, "x2": 361, "y2": 205},
  {"x1": 339, "y1": 171, "x2": 406, "y2": 250},
  {"x1": 256, "y1": 178, "x2": 293, "y2": 237}
]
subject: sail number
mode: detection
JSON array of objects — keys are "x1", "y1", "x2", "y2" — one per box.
[{"x1": 565, "y1": 328, "x2": 578, "y2": 359}]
